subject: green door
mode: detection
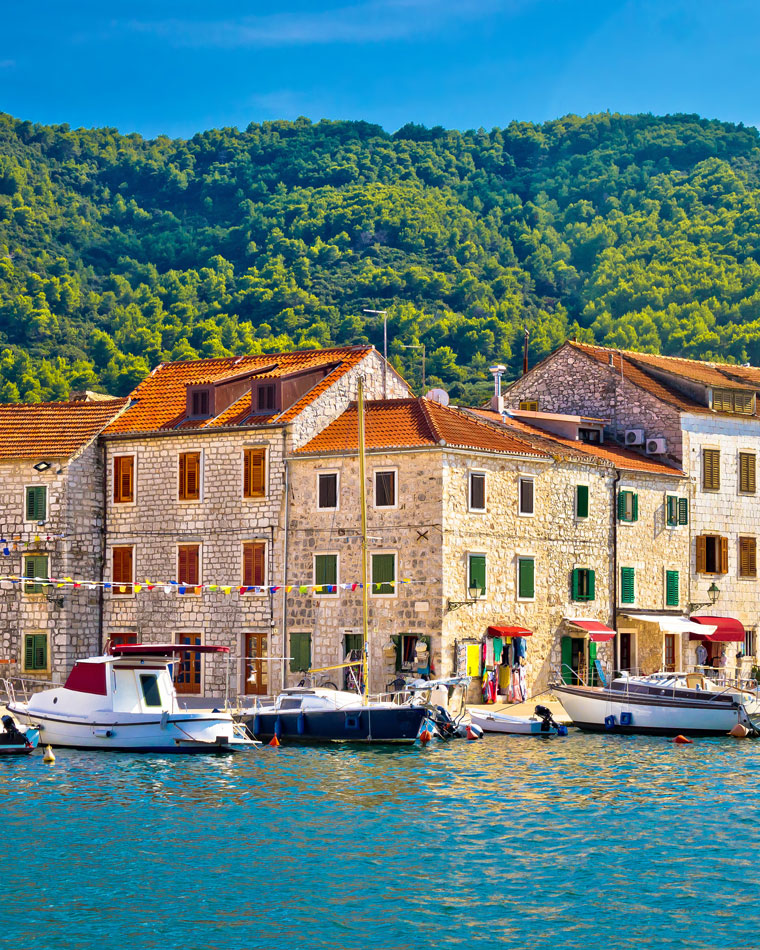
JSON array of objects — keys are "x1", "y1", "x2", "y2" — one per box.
[{"x1": 561, "y1": 636, "x2": 573, "y2": 684}]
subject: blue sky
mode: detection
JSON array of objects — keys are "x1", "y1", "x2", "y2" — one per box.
[{"x1": 2, "y1": 0, "x2": 759, "y2": 138}]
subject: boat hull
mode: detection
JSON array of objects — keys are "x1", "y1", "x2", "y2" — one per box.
[
  {"x1": 553, "y1": 684, "x2": 751, "y2": 736},
  {"x1": 469, "y1": 709, "x2": 558, "y2": 736},
  {"x1": 243, "y1": 704, "x2": 427, "y2": 743}
]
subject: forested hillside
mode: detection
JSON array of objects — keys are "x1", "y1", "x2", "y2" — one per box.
[{"x1": 2, "y1": 110, "x2": 760, "y2": 403}]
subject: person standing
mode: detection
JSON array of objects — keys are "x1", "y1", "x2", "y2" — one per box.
[{"x1": 696, "y1": 641, "x2": 708, "y2": 669}]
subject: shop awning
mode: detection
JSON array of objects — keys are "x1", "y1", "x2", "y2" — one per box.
[
  {"x1": 689, "y1": 616, "x2": 745, "y2": 643},
  {"x1": 619, "y1": 613, "x2": 715, "y2": 637},
  {"x1": 565, "y1": 619, "x2": 616, "y2": 642},
  {"x1": 487, "y1": 625, "x2": 532, "y2": 638}
]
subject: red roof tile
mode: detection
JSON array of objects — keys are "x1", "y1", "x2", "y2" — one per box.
[
  {"x1": 297, "y1": 399, "x2": 549, "y2": 457},
  {"x1": 105, "y1": 346, "x2": 375, "y2": 435},
  {"x1": 0, "y1": 398, "x2": 129, "y2": 460}
]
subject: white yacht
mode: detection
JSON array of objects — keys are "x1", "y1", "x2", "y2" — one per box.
[{"x1": 9, "y1": 644, "x2": 258, "y2": 753}]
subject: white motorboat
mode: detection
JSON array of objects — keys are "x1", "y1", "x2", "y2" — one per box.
[
  {"x1": 8, "y1": 644, "x2": 258, "y2": 753},
  {"x1": 624, "y1": 671, "x2": 760, "y2": 716},
  {"x1": 469, "y1": 704, "x2": 566, "y2": 736},
  {"x1": 553, "y1": 673, "x2": 755, "y2": 736}
]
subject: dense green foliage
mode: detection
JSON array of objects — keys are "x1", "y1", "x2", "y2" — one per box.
[{"x1": 2, "y1": 110, "x2": 760, "y2": 403}]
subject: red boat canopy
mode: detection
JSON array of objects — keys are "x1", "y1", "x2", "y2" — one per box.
[
  {"x1": 688, "y1": 617, "x2": 745, "y2": 643},
  {"x1": 65, "y1": 661, "x2": 108, "y2": 696},
  {"x1": 566, "y1": 619, "x2": 616, "y2": 642},
  {"x1": 109, "y1": 643, "x2": 230, "y2": 656},
  {"x1": 486, "y1": 625, "x2": 532, "y2": 638}
]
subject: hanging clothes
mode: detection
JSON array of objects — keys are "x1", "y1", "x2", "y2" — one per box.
[
  {"x1": 492, "y1": 637, "x2": 504, "y2": 664},
  {"x1": 484, "y1": 637, "x2": 495, "y2": 667},
  {"x1": 513, "y1": 636, "x2": 527, "y2": 661}
]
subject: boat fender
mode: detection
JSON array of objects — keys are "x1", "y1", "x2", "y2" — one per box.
[
  {"x1": 269, "y1": 735, "x2": 280, "y2": 747},
  {"x1": 465, "y1": 724, "x2": 481, "y2": 741},
  {"x1": 557, "y1": 724, "x2": 568, "y2": 737},
  {"x1": 672, "y1": 734, "x2": 693, "y2": 744},
  {"x1": 297, "y1": 711, "x2": 306, "y2": 735},
  {"x1": 604, "y1": 715, "x2": 616, "y2": 730},
  {"x1": 419, "y1": 729, "x2": 432, "y2": 746},
  {"x1": 274, "y1": 716, "x2": 282, "y2": 739},
  {"x1": 620, "y1": 712, "x2": 633, "y2": 726},
  {"x1": 42, "y1": 745, "x2": 55, "y2": 764},
  {"x1": 728, "y1": 723, "x2": 749, "y2": 739}
]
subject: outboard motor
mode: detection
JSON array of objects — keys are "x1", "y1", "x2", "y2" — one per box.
[
  {"x1": 534, "y1": 704, "x2": 567, "y2": 736},
  {"x1": 0, "y1": 714, "x2": 25, "y2": 745}
]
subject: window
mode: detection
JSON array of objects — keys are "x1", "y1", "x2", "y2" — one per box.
[
  {"x1": 24, "y1": 555, "x2": 49, "y2": 594},
  {"x1": 139, "y1": 673, "x2": 162, "y2": 708},
  {"x1": 177, "y1": 544, "x2": 200, "y2": 592},
  {"x1": 745, "y1": 628, "x2": 756, "y2": 658},
  {"x1": 712, "y1": 388, "x2": 754, "y2": 414},
  {"x1": 318, "y1": 472, "x2": 338, "y2": 510},
  {"x1": 468, "y1": 554, "x2": 486, "y2": 597},
  {"x1": 617, "y1": 490, "x2": 638, "y2": 522},
  {"x1": 666, "y1": 495, "x2": 689, "y2": 526},
  {"x1": 739, "y1": 537, "x2": 757, "y2": 578},
  {"x1": 620, "y1": 567, "x2": 635, "y2": 604},
  {"x1": 113, "y1": 456, "x2": 135, "y2": 504},
  {"x1": 666, "y1": 570, "x2": 680, "y2": 607},
  {"x1": 696, "y1": 534, "x2": 728, "y2": 574},
  {"x1": 24, "y1": 633, "x2": 47, "y2": 671},
  {"x1": 243, "y1": 448, "x2": 266, "y2": 499},
  {"x1": 179, "y1": 451, "x2": 201, "y2": 501},
  {"x1": 110, "y1": 633, "x2": 138, "y2": 647},
  {"x1": 257, "y1": 383, "x2": 277, "y2": 412},
  {"x1": 518, "y1": 558, "x2": 535, "y2": 599},
  {"x1": 175, "y1": 633, "x2": 202, "y2": 695},
  {"x1": 519, "y1": 477, "x2": 534, "y2": 515},
  {"x1": 191, "y1": 390, "x2": 210, "y2": 417},
  {"x1": 578, "y1": 428, "x2": 602, "y2": 444},
  {"x1": 371, "y1": 552, "x2": 396, "y2": 595},
  {"x1": 469, "y1": 472, "x2": 486, "y2": 512},
  {"x1": 740, "y1": 453, "x2": 756, "y2": 494},
  {"x1": 242, "y1": 541, "x2": 266, "y2": 587},
  {"x1": 576, "y1": 485, "x2": 589, "y2": 519},
  {"x1": 702, "y1": 449, "x2": 720, "y2": 491},
  {"x1": 519, "y1": 400, "x2": 539, "y2": 411},
  {"x1": 112, "y1": 546, "x2": 134, "y2": 595},
  {"x1": 571, "y1": 567, "x2": 596, "y2": 602},
  {"x1": 25, "y1": 486, "x2": 47, "y2": 522},
  {"x1": 290, "y1": 632, "x2": 312, "y2": 673},
  {"x1": 374, "y1": 470, "x2": 396, "y2": 508},
  {"x1": 314, "y1": 554, "x2": 338, "y2": 595}
]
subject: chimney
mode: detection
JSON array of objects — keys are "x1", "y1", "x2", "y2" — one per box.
[{"x1": 489, "y1": 364, "x2": 507, "y2": 413}]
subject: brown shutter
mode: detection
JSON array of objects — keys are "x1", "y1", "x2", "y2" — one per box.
[
  {"x1": 186, "y1": 453, "x2": 200, "y2": 499},
  {"x1": 696, "y1": 535, "x2": 707, "y2": 574},
  {"x1": 243, "y1": 449, "x2": 266, "y2": 498},
  {"x1": 114, "y1": 456, "x2": 134, "y2": 503},
  {"x1": 113, "y1": 546, "x2": 133, "y2": 594},
  {"x1": 243, "y1": 543, "x2": 254, "y2": 586},
  {"x1": 720, "y1": 535, "x2": 729, "y2": 574},
  {"x1": 254, "y1": 542, "x2": 265, "y2": 585},
  {"x1": 750, "y1": 539, "x2": 757, "y2": 577},
  {"x1": 188, "y1": 545, "x2": 199, "y2": 585},
  {"x1": 179, "y1": 453, "x2": 186, "y2": 499},
  {"x1": 243, "y1": 542, "x2": 266, "y2": 586},
  {"x1": 178, "y1": 545, "x2": 188, "y2": 582},
  {"x1": 178, "y1": 545, "x2": 199, "y2": 585}
]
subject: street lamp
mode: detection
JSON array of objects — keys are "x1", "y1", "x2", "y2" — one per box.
[
  {"x1": 363, "y1": 309, "x2": 388, "y2": 398},
  {"x1": 399, "y1": 343, "x2": 426, "y2": 392},
  {"x1": 447, "y1": 586, "x2": 483, "y2": 611},
  {"x1": 688, "y1": 582, "x2": 721, "y2": 614}
]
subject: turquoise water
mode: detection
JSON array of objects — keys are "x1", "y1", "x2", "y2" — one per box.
[{"x1": 3, "y1": 734, "x2": 759, "y2": 950}]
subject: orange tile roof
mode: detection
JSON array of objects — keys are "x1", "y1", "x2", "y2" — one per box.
[
  {"x1": 472, "y1": 409, "x2": 684, "y2": 476},
  {"x1": 0, "y1": 398, "x2": 129, "y2": 460},
  {"x1": 567, "y1": 342, "x2": 760, "y2": 414},
  {"x1": 105, "y1": 346, "x2": 374, "y2": 435},
  {"x1": 296, "y1": 399, "x2": 549, "y2": 458}
]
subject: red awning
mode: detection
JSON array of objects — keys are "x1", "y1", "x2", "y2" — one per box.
[
  {"x1": 566, "y1": 619, "x2": 616, "y2": 642},
  {"x1": 486, "y1": 625, "x2": 532, "y2": 638},
  {"x1": 688, "y1": 617, "x2": 745, "y2": 643}
]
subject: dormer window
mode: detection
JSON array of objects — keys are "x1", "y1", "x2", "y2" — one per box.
[
  {"x1": 712, "y1": 388, "x2": 754, "y2": 414},
  {"x1": 257, "y1": 383, "x2": 277, "y2": 412},
  {"x1": 191, "y1": 389, "x2": 210, "y2": 417},
  {"x1": 578, "y1": 427, "x2": 602, "y2": 444}
]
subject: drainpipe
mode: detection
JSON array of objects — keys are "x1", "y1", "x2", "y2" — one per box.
[
  {"x1": 612, "y1": 469, "x2": 620, "y2": 673},
  {"x1": 280, "y1": 430, "x2": 290, "y2": 693}
]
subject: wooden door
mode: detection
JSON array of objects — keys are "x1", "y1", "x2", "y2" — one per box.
[
  {"x1": 175, "y1": 633, "x2": 202, "y2": 694},
  {"x1": 664, "y1": 634, "x2": 677, "y2": 673},
  {"x1": 245, "y1": 632, "x2": 269, "y2": 695},
  {"x1": 619, "y1": 633, "x2": 632, "y2": 672}
]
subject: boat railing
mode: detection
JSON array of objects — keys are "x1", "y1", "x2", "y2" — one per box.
[{"x1": 0, "y1": 675, "x2": 58, "y2": 707}]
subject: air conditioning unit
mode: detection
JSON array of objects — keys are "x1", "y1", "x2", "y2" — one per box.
[
  {"x1": 646, "y1": 438, "x2": 667, "y2": 455},
  {"x1": 625, "y1": 429, "x2": 645, "y2": 445}
]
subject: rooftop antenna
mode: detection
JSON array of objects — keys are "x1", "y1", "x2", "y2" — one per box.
[
  {"x1": 364, "y1": 309, "x2": 388, "y2": 398},
  {"x1": 489, "y1": 364, "x2": 507, "y2": 414}
]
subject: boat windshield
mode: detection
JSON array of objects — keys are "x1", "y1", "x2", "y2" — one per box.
[{"x1": 139, "y1": 674, "x2": 162, "y2": 708}]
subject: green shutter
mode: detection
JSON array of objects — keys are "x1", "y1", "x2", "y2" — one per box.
[
  {"x1": 666, "y1": 495, "x2": 678, "y2": 526},
  {"x1": 587, "y1": 569, "x2": 596, "y2": 601},
  {"x1": 518, "y1": 558, "x2": 534, "y2": 599},
  {"x1": 621, "y1": 567, "x2": 635, "y2": 604},
  {"x1": 26, "y1": 486, "x2": 46, "y2": 522},
  {"x1": 372, "y1": 553, "x2": 395, "y2": 594},
  {"x1": 617, "y1": 490, "x2": 628, "y2": 521},
  {"x1": 576, "y1": 485, "x2": 589, "y2": 518},
  {"x1": 588, "y1": 641, "x2": 598, "y2": 685},
  {"x1": 24, "y1": 555, "x2": 49, "y2": 594},
  {"x1": 666, "y1": 570, "x2": 679, "y2": 607},
  {"x1": 314, "y1": 554, "x2": 337, "y2": 588},
  {"x1": 468, "y1": 555, "x2": 486, "y2": 595},
  {"x1": 289, "y1": 632, "x2": 311, "y2": 673},
  {"x1": 24, "y1": 635, "x2": 34, "y2": 669},
  {"x1": 678, "y1": 497, "x2": 689, "y2": 525},
  {"x1": 24, "y1": 634, "x2": 47, "y2": 671},
  {"x1": 631, "y1": 493, "x2": 638, "y2": 522},
  {"x1": 561, "y1": 636, "x2": 573, "y2": 684},
  {"x1": 571, "y1": 568, "x2": 580, "y2": 601}
]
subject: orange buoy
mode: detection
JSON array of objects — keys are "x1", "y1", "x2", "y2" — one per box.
[
  {"x1": 729, "y1": 723, "x2": 749, "y2": 739},
  {"x1": 419, "y1": 729, "x2": 432, "y2": 746},
  {"x1": 269, "y1": 735, "x2": 280, "y2": 747},
  {"x1": 672, "y1": 734, "x2": 693, "y2": 744}
]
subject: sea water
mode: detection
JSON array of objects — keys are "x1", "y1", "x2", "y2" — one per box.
[{"x1": 2, "y1": 734, "x2": 759, "y2": 950}]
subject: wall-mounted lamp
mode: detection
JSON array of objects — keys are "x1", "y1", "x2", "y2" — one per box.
[
  {"x1": 33, "y1": 461, "x2": 51, "y2": 472},
  {"x1": 688, "y1": 582, "x2": 720, "y2": 613},
  {"x1": 447, "y1": 586, "x2": 483, "y2": 611}
]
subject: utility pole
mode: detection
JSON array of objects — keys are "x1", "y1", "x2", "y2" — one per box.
[{"x1": 363, "y1": 309, "x2": 388, "y2": 398}]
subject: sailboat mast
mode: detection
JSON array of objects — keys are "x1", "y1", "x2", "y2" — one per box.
[{"x1": 358, "y1": 376, "x2": 370, "y2": 703}]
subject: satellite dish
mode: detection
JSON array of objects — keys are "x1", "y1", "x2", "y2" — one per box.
[{"x1": 425, "y1": 388, "x2": 450, "y2": 406}]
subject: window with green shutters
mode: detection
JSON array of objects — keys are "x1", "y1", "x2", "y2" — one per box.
[
  {"x1": 666, "y1": 570, "x2": 680, "y2": 606},
  {"x1": 25, "y1": 486, "x2": 47, "y2": 522},
  {"x1": 618, "y1": 490, "x2": 638, "y2": 522},
  {"x1": 576, "y1": 484, "x2": 589, "y2": 519},
  {"x1": 371, "y1": 553, "x2": 396, "y2": 595},
  {"x1": 468, "y1": 554, "x2": 486, "y2": 596},
  {"x1": 289, "y1": 632, "x2": 311, "y2": 673},
  {"x1": 571, "y1": 567, "x2": 595, "y2": 601},
  {"x1": 678, "y1": 497, "x2": 688, "y2": 525},
  {"x1": 24, "y1": 633, "x2": 47, "y2": 671},
  {"x1": 314, "y1": 554, "x2": 338, "y2": 594},
  {"x1": 620, "y1": 567, "x2": 635, "y2": 604},
  {"x1": 24, "y1": 554, "x2": 49, "y2": 594},
  {"x1": 666, "y1": 495, "x2": 688, "y2": 526},
  {"x1": 518, "y1": 558, "x2": 535, "y2": 599}
]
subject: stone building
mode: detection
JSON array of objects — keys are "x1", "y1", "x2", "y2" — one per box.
[
  {"x1": 506, "y1": 340, "x2": 760, "y2": 669},
  {"x1": 100, "y1": 345, "x2": 409, "y2": 699},
  {"x1": 0, "y1": 397, "x2": 128, "y2": 683},
  {"x1": 285, "y1": 396, "x2": 687, "y2": 700}
]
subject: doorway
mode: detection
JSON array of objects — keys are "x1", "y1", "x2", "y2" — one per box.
[
  {"x1": 619, "y1": 632, "x2": 633, "y2": 673},
  {"x1": 245, "y1": 632, "x2": 269, "y2": 695},
  {"x1": 561, "y1": 636, "x2": 590, "y2": 684},
  {"x1": 175, "y1": 633, "x2": 202, "y2": 694},
  {"x1": 664, "y1": 634, "x2": 677, "y2": 672}
]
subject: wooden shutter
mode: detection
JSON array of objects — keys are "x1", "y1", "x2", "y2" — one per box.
[
  {"x1": 318, "y1": 473, "x2": 337, "y2": 509},
  {"x1": 631, "y1": 493, "x2": 638, "y2": 522},
  {"x1": 618, "y1": 490, "x2": 637, "y2": 522},
  {"x1": 519, "y1": 478, "x2": 534, "y2": 515},
  {"x1": 470, "y1": 473, "x2": 485, "y2": 510},
  {"x1": 178, "y1": 545, "x2": 199, "y2": 586},
  {"x1": 571, "y1": 568, "x2": 580, "y2": 601},
  {"x1": 243, "y1": 542, "x2": 266, "y2": 586},
  {"x1": 518, "y1": 558, "x2": 534, "y2": 599},
  {"x1": 372, "y1": 553, "x2": 395, "y2": 593},
  {"x1": 24, "y1": 554, "x2": 48, "y2": 594},
  {"x1": 740, "y1": 453, "x2": 756, "y2": 494},
  {"x1": 678, "y1": 497, "x2": 689, "y2": 525},
  {"x1": 666, "y1": 570, "x2": 679, "y2": 606},
  {"x1": 114, "y1": 456, "x2": 134, "y2": 503},
  {"x1": 587, "y1": 568, "x2": 596, "y2": 601},
  {"x1": 113, "y1": 546, "x2": 133, "y2": 594},
  {"x1": 576, "y1": 485, "x2": 589, "y2": 518},
  {"x1": 468, "y1": 555, "x2": 486, "y2": 595},
  {"x1": 179, "y1": 452, "x2": 201, "y2": 500},
  {"x1": 740, "y1": 538, "x2": 757, "y2": 577},
  {"x1": 244, "y1": 449, "x2": 266, "y2": 498},
  {"x1": 26, "y1": 486, "x2": 46, "y2": 521},
  {"x1": 315, "y1": 554, "x2": 337, "y2": 588},
  {"x1": 289, "y1": 632, "x2": 311, "y2": 673},
  {"x1": 24, "y1": 633, "x2": 47, "y2": 671},
  {"x1": 696, "y1": 535, "x2": 707, "y2": 574},
  {"x1": 24, "y1": 634, "x2": 35, "y2": 669},
  {"x1": 703, "y1": 449, "x2": 720, "y2": 490},
  {"x1": 719, "y1": 535, "x2": 729, "y2": 574},
  {"x1": 561, "y1": 636, "x2": 573, "y2": 684},
  {"x1": 621, "y1": 567, "x2": 635, "y2": 604},
  {"x1": 666, "y1": 495, "x2": 677, "y2": 526}
]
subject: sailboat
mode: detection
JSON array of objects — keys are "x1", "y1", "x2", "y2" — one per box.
[{"x1": 242, "y1": 377, "x2": 428, "y2": 744}]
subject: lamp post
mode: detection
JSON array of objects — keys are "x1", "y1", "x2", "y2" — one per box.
[
  {"x1": 687, "y1": 582, "x2": 720, "y2": 614},
  {"x1": 363, "y1": 309, "x2": 388, "y2": 398},
  {"x1": 399, "y1": 342, "x2": 426, "y2": 393},
  {"x1": 447, "y1": 586, "x2": 483, "y2": 612}
]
